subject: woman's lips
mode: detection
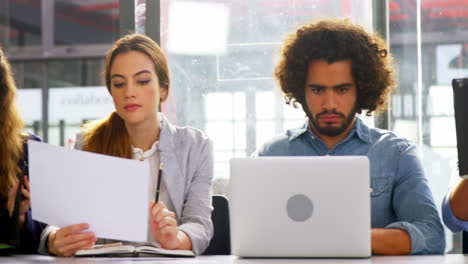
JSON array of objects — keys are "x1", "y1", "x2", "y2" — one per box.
[{"x1": 124, "y1": 104, "x2": 141, "y2": 111}]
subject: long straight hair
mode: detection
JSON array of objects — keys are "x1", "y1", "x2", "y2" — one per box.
[
  {"x1": 82, "y1": 34, "x2": 170, "y2": 158},
  {"x1": 0, "y1": 47, "x2": 24, "y2": 200}
]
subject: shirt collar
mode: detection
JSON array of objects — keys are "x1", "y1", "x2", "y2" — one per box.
[
  {"x1": 288, "y1": 119, "x2": 309, "y2": 141},
  {"x1": 353, "y1": 116, "x2": 372, "y2": 143},
  {"x1": 288, "y1": 116, "x2": 372, "y2": 144},
  {"x1": 132, "y1": 140, "x2": 159, "y2": 160},
  {"x1": 131, "y1": 113, "x2": 164, "y2": 159}
]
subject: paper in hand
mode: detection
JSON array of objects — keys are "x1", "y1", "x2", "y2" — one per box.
[{"x1": 28, "y1": 140, "x2": 150, "y2": 242}]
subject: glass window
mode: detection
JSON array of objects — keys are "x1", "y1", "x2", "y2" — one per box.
[
  {"x1": 48, "y1": 59, "x2": 105, "y2": 87},
  {"x1": 160, "y1": 0, "x2": 373, "y2": 195},
  {"x1": 388, "y1": 0, "x2": 468, "y2": 253},
  {"x1": 47, "y1": 59, "x2": 110, "y2": 147},
  {"x1": 54, "y1": 0, "x2": 119, "y2": 46},
  {"x1": 0, "y1": 0, "x2": 42, "y2": 54},
  {"x1": 12, "y1": 61, "x2": 43, "y2": 138}
]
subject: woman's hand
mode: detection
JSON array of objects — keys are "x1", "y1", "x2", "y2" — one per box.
[
  {"x1": 7, "y1": 176, "x2": 31, "y2": 228},
  {"x1": 47, "y1": 223, "x2": 96, "y2": 257},
  {"x1": 149, "y1": 201, "x2": 191, "y2": 250}
]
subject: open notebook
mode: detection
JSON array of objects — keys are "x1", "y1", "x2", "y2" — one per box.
[{"x1": 75, "y1": 243, "x2": 194, "y2": 257}]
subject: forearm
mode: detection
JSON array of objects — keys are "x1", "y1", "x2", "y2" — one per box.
[
  {"x1": 450, "y1": 179, "x2": 468, "y2": 220},
  {"x1": 371, "y1": 228, "x2": 411, "y2": 255}
]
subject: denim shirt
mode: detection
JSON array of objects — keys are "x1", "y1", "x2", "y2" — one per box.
[{"x1": 255, "y1": 117, "x2": 445, "y2": 254}]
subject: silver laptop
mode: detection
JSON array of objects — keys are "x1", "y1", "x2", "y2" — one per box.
[{"x1": 230, "y1": 156, "x2": 371, "y2": 258}]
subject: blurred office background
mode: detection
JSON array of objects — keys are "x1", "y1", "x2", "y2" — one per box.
[{"x1": 1, "y1": 0, "x2": 467, "y2": 253}]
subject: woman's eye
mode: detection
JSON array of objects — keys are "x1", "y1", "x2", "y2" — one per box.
[
  {"x1": 139, "y1": 80, "x2": 150, "y2": 85},
  {"x1": 113, "y1": 83, "x2": 124, "y2": 88}
]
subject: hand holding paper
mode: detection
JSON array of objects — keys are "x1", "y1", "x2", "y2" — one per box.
[
  {"x1": 28, "y1": 141, "x2": 151, "y2": 243},
  {"x1": 48, "y1": 223, "x2": 96, "y2": 257}
]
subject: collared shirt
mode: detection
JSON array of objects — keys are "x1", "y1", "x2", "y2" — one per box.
[
  {"x1": 131, "y1": 141, "x2": 175, "y2": 246},
  {"x1": 254, "y1": 117, "x2": 445, "y2": 254}
]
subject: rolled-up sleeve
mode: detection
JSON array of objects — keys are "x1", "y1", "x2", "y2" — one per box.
[
  {"x1": 390, "y1": 145, "x2": 445, "y2": 254},
  {"x1": 441, "y1": 189, "x2": 468, "y2": 232},
  {"x1": 37, "y1": 225, "x2": 59, "y2": 255}
]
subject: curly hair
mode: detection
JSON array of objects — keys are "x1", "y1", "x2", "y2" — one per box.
[
  {"x1": 274, "y1": 18, "x2": 395, "y2": 116},
  {"x1": 0, "y1": 47, "x2": 24, "y2": 201}
]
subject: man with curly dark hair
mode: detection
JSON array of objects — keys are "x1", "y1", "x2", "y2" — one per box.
[{"x1": 255, "y1": 18, "x2": 445, "y2": 255}]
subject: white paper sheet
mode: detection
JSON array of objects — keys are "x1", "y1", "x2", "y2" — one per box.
[{"x1": 28, "y1": 140, "x2": 150, "y2": 242}]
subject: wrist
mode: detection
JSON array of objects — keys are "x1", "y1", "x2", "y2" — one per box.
[
  {"x1": 19, "y1": 214, "x2": 26, "y2": 229},
  {"x1": 176, "y1": 230, "x2": 192, "y2": 250},
  {"x1": 47, "y1": 231, "x2": 57, "y2": 256}
]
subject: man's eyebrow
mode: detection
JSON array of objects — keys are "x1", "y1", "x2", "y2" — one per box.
[
  {"x1": 306, "y1": 84, "x2": 327, "y2": 89},
  {"x1": 333, "y1": 83, "x2": 353, "y2": 89},
  {"x1": 306, "y1": 83, "x2": 353, "y2": 89}
]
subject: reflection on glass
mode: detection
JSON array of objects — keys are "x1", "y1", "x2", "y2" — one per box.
[
  {"x1": 389, "y1": 0, "x2": 468, "y2": 253},
  {"x1": 11, "y1": 62, "x2": 42, "y2": 137},
  {"x1": 48, "y1": 59, "x2": 104, "y2": 87},
  {"x1": 167, "y1": 2, "x2": 229, "y2": 55},
  {"x1": 0, "y1": 0, "x2": 42, "y2": 53},
  {"x1": 54, "y1": 0, "x2": 119, "y2": 45},
  {"x1": 161, "y1": 1, "x2": 371, "y2": 190},
  {"x1": 47, "y1": 86, "x2": 114, "y2": 147},
  {"x1": 46, "y1": 59, "x2": 108, "y2": 147}
]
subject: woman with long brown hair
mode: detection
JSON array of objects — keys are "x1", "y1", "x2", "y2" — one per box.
[
  {"x1": 40, "y1": 34, "x2": 214, "y2": 256},
  {"x1": 0, "y1": 46, "x2": 46, "y2": 253}
]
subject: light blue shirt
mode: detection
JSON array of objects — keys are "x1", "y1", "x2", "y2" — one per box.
[
  {"x1": 441, "y1": 170, "x2": 468, "y2": 232},
  {"x1": 255, "y1": 117, "x2": 445, "y2": 254}
]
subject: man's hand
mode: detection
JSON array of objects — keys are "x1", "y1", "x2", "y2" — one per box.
[
  {"x1": 450, "y1": 178, "x2": 468, "y2": 220},
  {"x1": 371, "y1": 228, "x2": 411, "y2": 255}
]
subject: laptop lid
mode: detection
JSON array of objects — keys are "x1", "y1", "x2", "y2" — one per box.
[{"x1": 230, "y1": 156, "x2": 371, "y2": 258}]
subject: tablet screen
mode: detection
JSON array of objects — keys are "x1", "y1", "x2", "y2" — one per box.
[{"x1": 453, "y1": 78, "x2": 468, "y2": 178}]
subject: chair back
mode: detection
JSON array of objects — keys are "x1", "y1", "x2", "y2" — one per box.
[{"x1": 203, "y1": 195, "x2": 231, "y2": 255}]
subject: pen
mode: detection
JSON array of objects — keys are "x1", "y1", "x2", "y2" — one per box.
[{"x1": 155, "y1": 163, "x2": 163, "y2": 203}]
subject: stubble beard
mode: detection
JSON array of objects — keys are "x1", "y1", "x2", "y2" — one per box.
[{"x1": 303, "y1": 103, "x2": 357, "y2": 137}]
